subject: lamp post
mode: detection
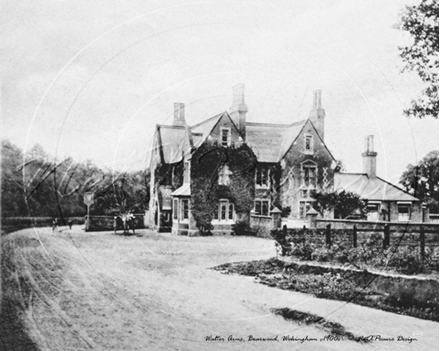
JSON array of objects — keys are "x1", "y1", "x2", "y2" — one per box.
[{"x1": 84, "y1": 192, "x2": 94, "y2": 231}]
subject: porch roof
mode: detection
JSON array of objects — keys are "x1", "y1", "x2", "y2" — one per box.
[{"x1": 171, "y1": 183, "x2": 191, "y2": 197}]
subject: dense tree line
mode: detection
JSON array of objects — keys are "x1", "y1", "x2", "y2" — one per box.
[{"x1": 1, "y1": 140, "x2": 149, "y2": 218}]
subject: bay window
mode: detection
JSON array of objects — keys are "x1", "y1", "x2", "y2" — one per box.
[
  {"x1": 181, "y1": 199, "x2": 189, "y2": 221},
  {"x1": 173, "y1": 199, "x2": 178, "y2": 220}
]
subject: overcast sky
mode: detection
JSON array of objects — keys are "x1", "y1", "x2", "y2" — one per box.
[{"x1": 1, "y1": 0, "x2": 438, "y2": 184}]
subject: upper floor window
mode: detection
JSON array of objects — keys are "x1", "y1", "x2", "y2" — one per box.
[
  {"x1": 254, "y1": 199, "x2": 270, "y2": 217},
  {"x1": 304, "y1": 134, "x2": 314, "y2": 154},
  {"x1": 256, "y1": 167, "x2": 270, "y2": 188},
  {"x1": 300, "y1": 188, "x2": 316, "y2": 199},
  {"x1": 221, "y1": 128, "x2": 230, "y2": 147},
  {"x1": 218, "y1": 165, "x2": 231, "y2": 185},
  {"x1": 183, "y1": 161, "x2": 190, "y2": 183},
  {"x1": 302, "y1": 165, "x2": 317, "y2": 187}
]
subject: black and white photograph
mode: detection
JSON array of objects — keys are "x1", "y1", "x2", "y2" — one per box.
[{"x1": 1, "y1": 0, "x2": 439, "y2": 350}]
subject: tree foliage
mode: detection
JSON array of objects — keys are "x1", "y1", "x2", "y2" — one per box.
[
  {"x1": 400, "y1": 150, "x2": 439, "y2": 212},
  {"x1": 1, "y1": 140, "x2": 149, "y2": 218},
  {"x1": 399, "y1": 0, "x2": 439, "y2": 118},
  {"x1": 313, "y1": 190, "x2": 367, "y2": 219}
]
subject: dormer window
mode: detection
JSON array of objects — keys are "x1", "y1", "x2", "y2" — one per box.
[
  {"x1": 221, "y1": 128, "x2": 230, "y2": 147},
  {"x1": 218, "y1": 164, "x2": 231, "y2": 185},
  {"x1": 304, "y1": 134, "x2": 313, "y2": 154}
]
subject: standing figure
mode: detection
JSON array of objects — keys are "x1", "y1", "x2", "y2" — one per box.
[
  {"x1": 52, "y1": 218, "x2": 58, "y2": 233},
  {"x1": 114, "y1": 216, "x2": 119, "y2": 235},
  {"x1": 68, "y1": 220, "x2": 73, "y2": 230}
]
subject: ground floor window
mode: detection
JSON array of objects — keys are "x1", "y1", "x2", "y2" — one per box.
[
  {"x1": 398, "y1": 204, "x2": 411, "y2": 222},
  {"x1": 214, "y1": 199, "x2": 234, "y2": 221},
  {"x1": 220, "y1": 200, "x2": 234, "y2": 220},
  {"x1": 254, "y1": 199, "x2": 270, "y2": 216},
  {"x1": 181, "y1": 199, "x2": 189, "y2": 221},
  {"x1": 299, "y1": 201, "x2": 314, "y2": 219},
  {"x1": 367, "y1": 203, "x2": 380, "y2": 221},
  {"x1": 173, "y1": 199, "x2": 178, "y2": 220}
]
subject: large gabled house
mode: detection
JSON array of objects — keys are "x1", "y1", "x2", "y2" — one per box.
[{"x1": 147, "y1": 85, "x2": 425, "y2": 236}]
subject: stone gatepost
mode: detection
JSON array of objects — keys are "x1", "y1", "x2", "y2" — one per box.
[
  {"x1": 306, "y1": 208, "x2": 318, "y2": 228},
  {"x1": 271, "y1": 207, "x2": 282, "y2": 229}
]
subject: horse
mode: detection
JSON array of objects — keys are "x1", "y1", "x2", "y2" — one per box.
[
  {"x1": 121, "y1": 213, "x2": 135, "y2": 235},
  {"x1": 113, "y1": 216, "x2": 124, "y2": 235}
]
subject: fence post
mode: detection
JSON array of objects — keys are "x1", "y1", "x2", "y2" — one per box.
[
  {"x1": 420, "y1": 225, "x2": 425, "y2": 262},
  {"x1": 383, "y1": 224, "x2": 390, "y2": 249},
  {"x1": 353, "y1": 225, "x2": 357, "y2": 248},
  {"x1": 325, "y1": 224, "x2": 331, "y2": 248}
]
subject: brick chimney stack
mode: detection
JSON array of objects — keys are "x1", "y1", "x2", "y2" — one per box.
[
  {"x1": 362, "y1": 135, "x2": 378, "y2": 179},
  {"x1": 308, "y1": 90, "x2": 325, "y2": 140},
  {"x1": 173, "y1": 103, "x2": 186, "y2": 126},
  {"x1": 229, "y1": 84, "x2": 248, "y2": 140}
]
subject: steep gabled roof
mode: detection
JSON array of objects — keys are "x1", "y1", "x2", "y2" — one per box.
[
  {"x1": 155, "y1": 113, "x2": 328, "y2": 164},
  {"x1": 156, "y1": 125, "x2": 186, "y2": 164},
  {"x1": 190, "y1": 112, "x2": 224, "y2": 145},
  {"x1": 246, "y1": 120, "x2": 306, "y2": 163},
  {"x1": 334, "y1": 173, "x2": 420, "y2": 202}
]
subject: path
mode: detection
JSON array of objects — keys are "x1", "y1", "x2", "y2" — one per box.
[{"x1": 1, "y1": 227, "x2": 438, "y2": 350}]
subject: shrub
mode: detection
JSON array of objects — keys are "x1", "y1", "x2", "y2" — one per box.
[{"x1": 232, "y1": 221, "x2": 252, "y2": 236}]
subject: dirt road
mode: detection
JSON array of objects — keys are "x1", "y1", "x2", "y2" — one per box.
[{"x1": 1, "y1": 227, "x2": 438, "y2": 350}]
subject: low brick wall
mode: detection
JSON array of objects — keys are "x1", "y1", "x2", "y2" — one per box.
[{"x1": 286, "y1": 228, "x2": 439, "y2": 251}]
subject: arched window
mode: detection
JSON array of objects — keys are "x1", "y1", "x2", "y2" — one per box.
[{"x1": 218, "y1": 165, "x2": 231, "y2": 185}]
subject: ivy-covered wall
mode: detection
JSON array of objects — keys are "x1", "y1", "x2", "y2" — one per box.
[
  {"x1": 153, "y1": 162, "x2": 183, "y2": 189},
  {"x1": 190, "y1": 142, "x2": 257, "y2": 231}
]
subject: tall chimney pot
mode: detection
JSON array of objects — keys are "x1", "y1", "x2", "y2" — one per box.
[
  {"x1": 229, "y1": 84, "x2": 248, "y2": 141},
  {"x1": 173, "y1": 102, "x2": 186, "y2": 126},
  {"x1": 362, "y1": 135, "x2": 378, "y2": 178},
  {"x1": 309, "y1": 89, "x2": 325, "y2": 140}
]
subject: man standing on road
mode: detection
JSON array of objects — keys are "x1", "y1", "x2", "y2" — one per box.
[{"x1": 52, "y1": 218, "x2": 58, "y2": 233}]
